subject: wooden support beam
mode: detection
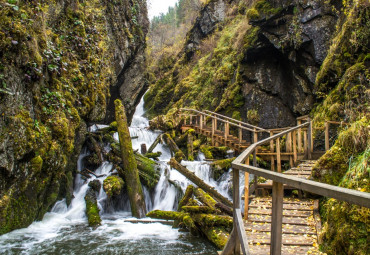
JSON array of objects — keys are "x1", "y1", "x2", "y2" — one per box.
[
  {"x1": 276, "y1": 138, "x2": 281, "y2": 173},
  {"x1": 239, "y1": 124, "x2": 242, "y2": 144},
  {"x1": 200, "y1": 114, "x2": 203, "y2": 129},
  {"x1": 307, "y1": 120, "x2": 312, "y2": 160},
  {"x1": 303, "y1": 130, "x2": 307, "y2": 158},
  {"x1": 325, "y1": 122, "x2": 330, "y2": 151},
  {"x1": 287, "y1": 133, "x2": 293, "y2": 167},
  {"x1": 233, "y1": 168, "x2": 241, "y2": 254},
  {"x1": 225, "y1": 122, "x2": 229, "y2": 141},
  {"x1": 270, "y1": 181, "x2": 284, "y2": 255},
  {"x1": 297, "y1": 120, "x2": 302, "y2": 153},
  {"x1": 244, "y1": 157, "x2": 250, "y2": 220},
  {"x1": 293, "y1": 130, "x2": 297, "y2": 165},
  {"x1": 270, "y1": 131, "x2": 275, "y2": 171}
]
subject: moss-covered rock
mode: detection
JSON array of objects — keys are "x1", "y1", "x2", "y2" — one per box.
[
  {"x1": 84, "y1": 188, "x2": 101, "y2": 227},
  {"x1": 103, "y1": 176, "x2": 124, "y2": 198}
]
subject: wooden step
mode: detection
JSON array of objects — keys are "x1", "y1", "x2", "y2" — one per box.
[
  {"x1": 248, "y1": 208, "x2": 312, "y2": 217},
  {"x1": 248, "y1": 244, "x2": 319, "y2": 255},
  {"x1": 244, "y1": 222, "x2": 316, "y2": 235},
  {"x1": 249, "y1": 203, "x2": 314, "y2": 211},
  {"x1": 247, "y1": 215, "x2": 315, "y2": 226},
  {"x1": 246, "y1": 232, "x2": 316, "y2": 246}
]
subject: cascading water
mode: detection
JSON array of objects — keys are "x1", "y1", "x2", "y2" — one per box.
[{"x1": 0, "y1": 96, "x2": 245, "y2": 254}]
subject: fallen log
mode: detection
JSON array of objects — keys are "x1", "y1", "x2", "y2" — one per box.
[
  {"x1": 192, "y1": 214, "x2": 233, "y2": 228},
  {"x1": 115, "y1": 99, "x2": 146, "y2": 218},
  {"x1": 182, "y1": 206, "x2": 215, "y2": 214},
  {"x1": 147, "y1": 134, "x2": 162, "y2": 153},
  {"x1": 169, "y1": 158, "x2": 233, "y2": 208},
  {"x1": 178, "y1": 185, "x2": 194, "y2": 211},
  {"x1": 144, "y1": 152, "x2": 162, "y2": 160},
  {"x1": 215, "y1": 202, "x2": 233, "y2": 217},
  {"x1": 163, "y1": 134, "x2": 185, "y2": 161}
]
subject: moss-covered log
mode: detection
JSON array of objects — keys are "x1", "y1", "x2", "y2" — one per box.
[
  {"x1": 115, "y1": 99, "x2": 146, "y2": 218},
  {"x1": 192, "y1": 214, "x2": 233, "y2": 228},
  {"x1": 84, "y1": 188, "x2": 101, "y2": 227},
  {"x1": 201, "y1": 226, "x2": 229, "y2": 250},
  {"x1": 210, "y1": 157, "x2": 235, "y2": 180},
  {"x1": 187, "y1": 132, "x2": 194, "y2": 161},
  {"x1": 194, "y1": 188, "x2": 218, "y2": 210},
  {"x1": 146, "y1": 210, "x2": 186, "y2": 221},
  {"x1": 169, "y1": 158, "x2": 233, "y2": 207},
  {"x1": 182, "y1": 206, "x2": 215, "y2": 214},
  {"x1": 144, "y1": 152, "x2": 162, "y2": 160},
  {"x1": 178, "y1": 185, "x2": 194, "y2": 211},
  {"x1": 163, "y1": 133, "x2": 185, "y2": 161},
  {"x1": 148, "y1": 134, "x2": 162, "y2": 153}
]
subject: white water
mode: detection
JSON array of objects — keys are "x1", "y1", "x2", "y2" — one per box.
[{"x1": 0, "y1": 96, "x2": 244, "y2": 254}]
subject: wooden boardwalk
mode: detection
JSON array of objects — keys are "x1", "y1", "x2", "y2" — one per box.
[{"x1": 245, "y1": 162, "x2": 321, "y2": 255}]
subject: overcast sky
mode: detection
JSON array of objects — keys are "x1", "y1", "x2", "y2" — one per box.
[{"x1": 147, "y1": 0, "x2": 178, "y2": 20}]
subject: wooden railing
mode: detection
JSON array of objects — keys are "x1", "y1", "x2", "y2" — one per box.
[{"x1": 222, "y1": 121, "x2": 370, "y2": 255}]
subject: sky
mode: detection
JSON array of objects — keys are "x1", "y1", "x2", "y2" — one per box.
[{"x1": 147, "y1": 0, "x2": 178, "y2": 20}]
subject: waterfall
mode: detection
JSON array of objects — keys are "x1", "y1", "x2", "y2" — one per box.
[{"x1": 0, "y1": 96, "x2": 241, "y2": 254}]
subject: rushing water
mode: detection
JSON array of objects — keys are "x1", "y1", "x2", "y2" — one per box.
[{"x1": 0, "y1": 97, "x2": 245, "y2": 254}]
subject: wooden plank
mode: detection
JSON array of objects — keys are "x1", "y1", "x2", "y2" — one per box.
[
  {"x1": 244, "y1": 223, "x2": 316, "y2": 235},
  {"x1": 251, "y1": 197, "x2": 314, "y2": 205},
  {"x1": 313, "y1": 200, "x2": 322, "y2": 245},
  {"x1": 248, "y1": 244, "x2": 317, "y2": 255},
  {"x1": 248, "y1": 208, "x2": 312, "y2": 217},
  {"x1": 248, "y1": 215, "x2": 315, "y2": 226},
  {"x1": 249, "y1": 203, "x2": 314, "y2": 211},
  {"x1": 293, "y1": 130, "x2": 297, "y2": 164},
  {"x1": 271, "y1": 181, "x2": 284, "y2": 255},
  {"x1": 246, "y1": 233, "x2": 315, "y2": 246}
]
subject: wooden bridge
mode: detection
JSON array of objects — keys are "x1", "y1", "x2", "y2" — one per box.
[{"x1": 176, "y1": 109, "x2": 370, "y2": 255}]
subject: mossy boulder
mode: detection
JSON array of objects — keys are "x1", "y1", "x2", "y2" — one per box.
[
  {"x1": 103, "y1": 176, "x2": 124, "y2": 198},
  {"x1": 84, "y1": 188, "x2": 101, "y2": 227},
  {"x1": 88, "y1": 180, "x2": 102, "y2": 193}
]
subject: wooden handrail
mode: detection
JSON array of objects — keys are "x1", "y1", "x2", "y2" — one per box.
[
  {"x1": 223, "y1": 119, "x2": 370, "y2": 255},
  {"x1": 179, "y1": 108, "x2": 268, "y2": 132},
  {"x1": 179, "y1": 108, "x2": 257, "y2": 132},
  {"x1": 234, "y1": 122, "x2": 310, "y2": 165},
  {"x1": 203, "y1": 109, "x2": 266, "y2": 131}
]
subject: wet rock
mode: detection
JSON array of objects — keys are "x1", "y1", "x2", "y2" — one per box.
[
  {"x1": 103, "y1": 176, "x2": 124, "y2": 198},
  {"x1": 88, "y1": 180, "x2": 102, "y2": 193}
]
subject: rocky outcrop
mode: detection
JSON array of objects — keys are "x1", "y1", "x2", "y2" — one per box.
[
  {"x1": 0, "y1": 0, "x2": 148, "y2": 234},
  {"x1": 145, "y1": 0, "x2": 341, "y2": 128}
]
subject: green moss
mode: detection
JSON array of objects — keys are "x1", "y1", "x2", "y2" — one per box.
[
  {"x1": 200, "y1": 146, "x2": 213, "y2": 159},
  {"x1": 30, "y1": 156, "x2": 43, "y2": 173},
  {"x1": 84, "y1": 189, "x2": 101, "y2": 227},
  {"x1": 246, "y1": 8, "x2": 259, "y2": 20},
  {"x1": 103, "y1": 176, "x2": 124, "y2": 198}
]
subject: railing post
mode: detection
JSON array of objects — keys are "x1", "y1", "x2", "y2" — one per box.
[
  {"x1": 293, "y1": 130, "x2": 297, "y2": 165},
  {"x1": 307, "y1": 119, "x2": 312, "y2": 160},
  {"x1": 224, "y1": 122, "x2": 229, "y2": 142},
  {"x1": 190, "y1": 115, "x2": 193, "y2": 126},
  {"x1": 233, "y1": 168, "x2": 241, "y2": 254},
  {"x1": 270, "y1": 180, "x2": 284, "y2": 255},
  {"x1": 325, "y1": 121, "x2": 330, "y2": 151},
  {"x1": 270, "y1": 131, "x2": 275, "y2": 171},
  {"x1": 239, "y1": 123, "x2": 242, "y2": 144},
  {"x1": 297, "y1": 120, "x2": 302, "y2": 153},
  {"x1": 212, "y1": 117, "x2": 215, "y2": 146},
  {"x1": 200, "y1": 114, "x2": 203, "y2": 129},
  {"x1": 253, "y1": 129, "x2": 258, "y2": 191},
  {"x1": 276, "y1": 138, "x2": 281, "y2": 173},
  {"x1": 287, "y1": 132, "x2": 293, "y2": 167},
  {"x1": 244, "y1": 157, "x2": 250, "y2": 220}
]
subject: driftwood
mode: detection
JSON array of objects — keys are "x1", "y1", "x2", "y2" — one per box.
[{"x1": 169, "y1": 158, "x2": 233, "y2": 208}]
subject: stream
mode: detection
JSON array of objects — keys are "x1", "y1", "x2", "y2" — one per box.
[{"x1": 0, "y1": 97, "x2": 245, "y2": 254}]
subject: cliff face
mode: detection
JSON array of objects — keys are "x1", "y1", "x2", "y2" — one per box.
[
  {"x1": 145, "y1": 0, "x2": 340, "y2": 128},
  {"x1": 0, "y1": 0, "x2": 148, "y2": 234}
]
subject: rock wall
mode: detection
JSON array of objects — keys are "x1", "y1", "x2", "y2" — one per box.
[
  {"x1": 0, "y1": 0, "x2": 148, "y2": 234},
  {"x1": 145, "y1": 0, "x2": 341, "y2": 128}
]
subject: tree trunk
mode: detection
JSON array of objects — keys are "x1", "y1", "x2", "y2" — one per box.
[
  {"x1": 115, "y1": 99, "x2": 146, "y2": 218},
  {"x1": 169, "y1": 158, "x2": 233, "y2": 207}
]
